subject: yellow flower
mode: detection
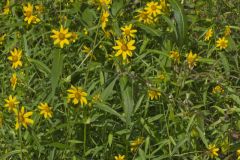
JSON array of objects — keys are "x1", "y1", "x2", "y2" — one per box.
[
  {"x1": 145, "y1": 1, "x2": 161, "y2": 17},
  {"x1": 216, "y1": 37, "x2": 228, "y2": 50},
  {"x1": 82, "y1": 45, "x2": 96, "y2": 60},
  {"x1": 169, "y1": 50, "x2": 180, "y2": 63},
  {"x1": 23, "y1": 3, "x2": 33, "y2": 20},
  {"x1": 101, "y1": 10, "x2": 109, "y2": 31},
  {"x1": 157, "y1": 74, "x2": 165, "y2": 81},
  {"x1": 114, "y1": 154, "x2": 125, "y2": 160},
  {"x1": 212, "y1": 85, "x2": 224, "y2": 94},
  {"x1": 59, "y1": 15, "x2": 68, "y2": 22},
  {"x1": 186, "y1": 51, "x2": 198, "y2": 69},
  {"x1": 38, "y1": 103, "x2": 53, "y2": 119},
  {"x1": 208, "y1": 144, "x2": 219, "y2": 158},
  {"x1": 23, "y1": 3, "x2": 40, "y2": 24},
  {"x1": 83, "y1": 28, "x2": 88, "y2": 35},
  {"x1": 98, "y1": 0, "x2": 112, "y2": 9},
  {"x1": 92, "y1": 93, "x2": 102, "y2": 103},
  {"x1": 51, "y1": 25, "x2": 72, "y2": 48},
  {"x1": 135, "y1": 9, "x2": 153, "y2": 24},
  {"x1": 159, "y1": 0, "x2": 168, "y2": 13},
  {"x1": 70, "y1": 32, "x2": 78, "y2": 43},
  {"x1": 130, "y1": 137, "x2": 144, "y2": 152},
  {"x1": 224, "y1": 25, "x2": 231, "y2": 36},
  {"x1": 67, "y1": 85, "x2": 88, "y2": 106},
  {"x1": 4, "y1": 95, "x2": 19, "y2": 112},
  {"x1": 104, "y1": 30, "x2": 113, "y2": 38},
  {"x1": 237, "y1": 149, "x2": 240, "y2": 160},
  {"x1": 3, "y1": 0, "x2": 10, "y2": 15},
  {"x1": 35, "y1": 4, "x2": 44, "y2": 13},
  {"x1": 113, "y1": 39, "x2": 136, "y2": 60},
  {"x1": 121, "y1": 24, "x2": 137, "y2": 39},
  {"x1": 8, "y1": 48, "x2": 23, "y2": 69},
  {"x1": 204, "y1": 28, "x2": 213, "y2": 41},
  {"x1": 15, "y1": 106, "x2": 34, "y2": 130},
  {"x1": 16, "y1": 31, "x2": 21, "y2": 38},
  {"x1": 10, "y1": 73, "x2": 17, "y2": 90},
  {"x1": 148, "y1": 89, "x2": 161, "y2": 100},
  {"x1": 0, "y1": 34, "x2": 6, "y2": 45}
]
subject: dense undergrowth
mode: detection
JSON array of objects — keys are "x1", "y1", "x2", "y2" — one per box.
[{"x1": 0, "y1": 0, "x2": 240, "y2": 159}]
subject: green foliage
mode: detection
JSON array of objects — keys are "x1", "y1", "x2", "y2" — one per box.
[{"x1": 0, "y1": 0, "x2": 240, "y2": 160}]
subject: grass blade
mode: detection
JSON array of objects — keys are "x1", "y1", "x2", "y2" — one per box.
[{"x1": 169, "y1": 0, "x2": 188, "y2": 47}]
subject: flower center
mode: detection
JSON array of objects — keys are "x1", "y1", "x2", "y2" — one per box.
[
  {"x1": 75, "y1": 91, "x2": 82, "y2": 99},
  {"x1": 25, "y1": 11, "x2": 32, "y2": 17},
  {"x1": 141, "y1": 13, "x2": 147, "y2": 19},
  {"x1": 151, "y1": 5, "x2": 157, "y2": 10},
  {"x1": 8, "y1": 101, "x2": 15, "y2": 108},
  {"x1": 188, "y1": 57, "x2": 194, "y2": 63},
  {"x1": 124, "y1": 29, "x2": 130, "y2": 35},
  {"x1": 121, "y1": 44, "x2": 128, "y2": 51},
  {"x1": 220, "y1": 41, "x2": 226, "y2": 46},
  {"x1": 44, "y1": 107, "x2": 51, "y2": 113},
  {"x1": 12, "y1": 55, "x2": 18, "y2": 62},
  {"x1": 59, "y1": 33, "x2": 65, "y2": 40},
  {"x1": 101, "y1": 16, "x2": 106, "y2": 22},
  {"x1": 18, "y1": 113, "x2": 24, "y2": 123}
]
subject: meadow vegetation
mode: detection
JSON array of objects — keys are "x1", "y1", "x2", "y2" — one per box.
[{"x1": 0, "y1": 0, "x2": 240, "y2": 159}]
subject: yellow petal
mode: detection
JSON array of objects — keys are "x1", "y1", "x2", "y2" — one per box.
[
  {"x1": 24, "y1": 112, "x2": 33, "y2": 118},
  {"x1": 25, "y1": 118, "x2": 34, "y2": 124}
]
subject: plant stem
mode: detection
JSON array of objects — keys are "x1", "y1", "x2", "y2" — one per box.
[
  {"x1": 83, "y1": 123, "x2": 87, "y2": 157},
  {"x1": 19, "y1": 122, "x2": 23, "y2": 159}
]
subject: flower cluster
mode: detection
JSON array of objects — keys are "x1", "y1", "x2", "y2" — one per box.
[
  {"x1": 23, "y1": 3, "x2": 40, "y2": 25},
  {"x1": 113, "y1": 24, "x2": 137, "y2": 61},
  {"x1": 130, "y1": 137, "x2": 144, "y2": 152},
  {"x1": 136, "y1": 0, "x2": 168, "y2": 24},
  {"x1": 0, "y1": 0, "x2": 238, "y2": 159}
]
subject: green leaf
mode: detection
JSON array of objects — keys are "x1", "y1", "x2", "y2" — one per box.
[
  {"x1": 100, "y1": 76, "x2": 118, "y2": 101},
  {"x1": 23, "y1": 34, "x2": 30, "y2": 56},
  {"x1": 219, "y1": 52, "x2": 230, "y2": 76},
  {"x1": 48, "y1": 148, "x2": 55, "y2": 160},
  {"x1": 0, "y1": 150, "x2": 27, "y2": 159},
  {"x1": 186, "y1": 114, "x2": 196, "y2": 133},
  {"x1": 162, "y1": 15, "x2": 178, "y2": 40},
  {"x1": 139, "y1": 35, "x2": 149, "y2": 54},
  {"x1": 112, "y1": 19, "x2": 122, "y2": 36},
  {"x1": 138, "y1": 148, "x2": 146, "y2": 160},
  {"x1": 82, "y1": 8, "x2": 97, "y2": 27},
  {"x1": 68, "y1": 140, "x2": 83, "y2": 144},
  {"x1": 108, "y1": 133, "x2": 113, "y2": 147},
  {"x1": 95, "y1": 103, "x2": 126, "y2": 123},
  {"x1": 28, "y1": 58, "x2": 51, "y2": 76},
  {"x1": 169, "y1": 0, "x2": 188, "y2": 47},
  {"x1": 120, "y1": 75, "x2": 134, "y2": 126},
  {"x1": 49, "y1": 51, "x2": 63, "y2": 100},
  {"x1": 47, "y1": 142, "x2": 68, "y2": 149},
  {"x1": 198, "y1": 57, "x2": 215, "y2": 64},
  {"x1": 196, "y1": 126, "x2": 208, "y2": 147},
  {"x1": 171, "y1": 137, "x2": 188, "y2": 155},
  {"x1": 144, "y1": 136, "x2": 150, "y2": 154},
  {"x1": 134, "y1": 95, "x2": 145, "y2": 113},
  {"x1": 230, "y1": 94, "x2": 240, "y2": 105},
  {"x1": 147, "y1": 114, "x2": 164, "y2": 123},
  {"x1": 137, "y1": 23, "x2": 162, "y2": 37},
  {"x1": 111, "y1": 0, "x2": 123, "y2": 16},
  {"x1": 144, "y1": 49, "x2": 169, "y2": 57}
]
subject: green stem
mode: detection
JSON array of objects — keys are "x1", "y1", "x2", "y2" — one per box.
[
  {"x1": 18, "y1": 116, "x2": 23, "y2": 159},
  {"x1": 83, "y1": 123, "x2": 87, "y2": 157},
  {"x1": 83, "y1": 107, "x2": 88, "y2": 158}
]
